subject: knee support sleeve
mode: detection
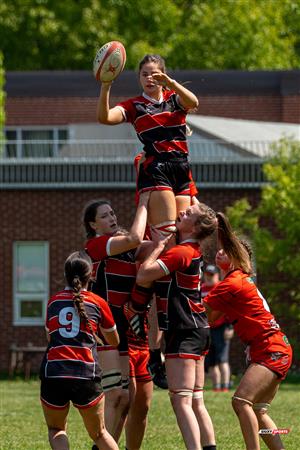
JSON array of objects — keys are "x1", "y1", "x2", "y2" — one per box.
[
  {"x1": 101, "y1": 369, "x2": 122, "y2": 392},
  {"x1": 169, "y1": 389, "x2": 193, "y2": 398},
  {"x1": 253, "y1": 402, "x2": 270, "y2": 413},
  {"x1": 131, "y1": 284, "x2": 153, "y2": 311},
  {"x1": 232, "y1": 395, "x2": 253, "y2": 407},
  {"x1": 152, "y1": 220, "x2": 177, "y2": 235},
  {"x1": 121, "y1": 376, "x2": 130, "y2": 390},
  {"x1": 193, "y1": 388, "x2": 204, "y2": 399}
]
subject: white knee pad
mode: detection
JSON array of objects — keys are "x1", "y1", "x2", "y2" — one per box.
[
  {"x1": 232, "y1": 396, "x2": 253, "y2": 407},
  {"x1": 169, "y1": 389, "x2": 194, "y2": 398},
  {"x1": 253, "y1": 402, "x2": 270, "y2": 413},
  {"x1": 152, "y1": 220, "x2": 177, "y2": 236},
  {"x1": 102, "y1": 369, "x2": 122, "y2": 392},
  {"x1": 193, "y1": 388, "x2": 204, "y2": 399}
]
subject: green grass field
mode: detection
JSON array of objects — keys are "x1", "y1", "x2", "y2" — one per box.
[{"x1": 0, "y1": 378, "x2": 299, "y2": 450}]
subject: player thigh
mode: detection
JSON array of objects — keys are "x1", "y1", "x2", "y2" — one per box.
[
  {"x1": 148, "y1": 190, "x2": 177, "y2": 226},
  {"x1": 165, "y1": 328, "x2": 209, "y2": 390},
  {"x1": 78, "y1": 394, "x2": 106, "y2": 442},
  {"x1": 40, "y1": 378, "x2": 70, "y2": 429},
  {"x1": 234, "y1": 363, "x2": 280, "y2": 405}
]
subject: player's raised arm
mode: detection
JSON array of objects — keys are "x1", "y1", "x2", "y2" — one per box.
[
  {"x1": 152, "y1": 72, "x2": 199, "y2": 110},
  {"x1": 97, "y1": 81, "x2": 124, "y2": 125}
]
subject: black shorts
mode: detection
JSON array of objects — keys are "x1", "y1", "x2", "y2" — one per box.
[
  {"x1": 206, "y1": 324, "x2": 230, "y2": 366},
  {"x1": 137, "y1": 156, "x2": 194, "y2": 196},
  {"x1": 98, "y1": 304, "x2": 129, "y2": 355},
  {"x1": 165, "y1": 327, "x2": 210, "y2": 360},
  {"x1": 40, "y1": 378, "x2": 103, "y2": 410}
]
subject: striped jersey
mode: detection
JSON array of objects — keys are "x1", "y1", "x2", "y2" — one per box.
[
  {"x1": 85, "y1": 235, "x2": 137, "y2": 308},
  {"x1": 40, "y1": 288, "x2": 116, "y2": 379},
  {"x1": 156, "y1": 240, "x2": 208, "y2": 330},
  {"x1": 117, "y1": 90, "x2": 189, "y2": 159}
]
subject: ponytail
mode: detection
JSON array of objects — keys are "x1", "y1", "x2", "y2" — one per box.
[
  {"x1": 216, "y1": 212, "x2": 252, "y2": 275},
  {"x1": 65, "y1": 251, "x2": 103, "y2": 345}
]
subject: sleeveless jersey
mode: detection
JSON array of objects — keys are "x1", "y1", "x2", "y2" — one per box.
[{"x1": 40, "y1": 289, "x2": 116, "y2": 379}]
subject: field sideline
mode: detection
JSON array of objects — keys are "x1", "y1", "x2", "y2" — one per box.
[{"x1": 0, "y1": 378, "x2": 299, "y2": 450}]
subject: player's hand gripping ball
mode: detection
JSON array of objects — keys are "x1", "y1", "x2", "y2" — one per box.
[{"x1": 93, "y1": 41, "x2": 126, "y2": 83}]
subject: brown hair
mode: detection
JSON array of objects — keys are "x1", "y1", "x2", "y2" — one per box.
[
  {"x1": 138, "y1": 54, "x2": 166, "y2": 73},
  {"x1": 216, "y1": 212, "x2": 252, "y2": 274},
  {"x1": 65, "y1": 251, "x2": 102, "y2": 344},
  {"x1": 194, "y1": 203, "x2": 218, "y2": 241},
  {"x1": 83, "y1": 199, "x2": 112, "y2": 239}
]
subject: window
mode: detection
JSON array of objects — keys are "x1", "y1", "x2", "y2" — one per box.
[
  {"x1": 4, "y1": 127, "x2": 68, "y2": 157},
  {"x1": 13, "y1": 242, "x2": 49, "y2": 325}
]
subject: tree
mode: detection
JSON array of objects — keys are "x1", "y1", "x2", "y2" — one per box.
[
  {"x1": 0, "y1": 0, "x2": 300, "y2": 70},
  {"x1": 0, "y1": 51, "x2": 5, "y2": 153},
  {"x1": 226, "y1": 138, "x2": 300, "y2": 321}
]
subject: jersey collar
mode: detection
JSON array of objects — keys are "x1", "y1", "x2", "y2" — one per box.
[{"x1": 142, "y1": 92, "x2": 164, "y2": 104}]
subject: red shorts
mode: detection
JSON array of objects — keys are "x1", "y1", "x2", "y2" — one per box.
[
  {"x1": 249, "y1": 332, "x2": 293, "y2": 380},
  {"x1": 128, "y1": 345, "x2": 152, "y2": 382}
]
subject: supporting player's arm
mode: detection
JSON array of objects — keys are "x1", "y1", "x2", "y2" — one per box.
[{"x1": 109, "y1": 191, "x2": 151, "y2": 255}]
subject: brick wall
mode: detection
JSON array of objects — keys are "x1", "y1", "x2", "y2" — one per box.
[
  {"x1": 0, "y1": 187, "x2": 260, "y2": 375},
  {"x1": 5, "y1": 92, "x2": 300, "y2": 126}
]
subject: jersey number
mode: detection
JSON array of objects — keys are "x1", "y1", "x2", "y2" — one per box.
[{"x1": 58, "y1": 307, "x2": 80, "y2": 338}]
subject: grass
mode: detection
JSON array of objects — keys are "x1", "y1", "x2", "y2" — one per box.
[{"x1": 0, "y1": 378, "x2": 299, "y2": 450}]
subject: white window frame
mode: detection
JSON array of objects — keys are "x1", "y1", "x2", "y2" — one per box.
[
  {"x1": 4, "y1": 126, "x2": 69, "y2": 157},
  {"x1": 13, "y1": 241, "x2": 49, "y2": 326}
]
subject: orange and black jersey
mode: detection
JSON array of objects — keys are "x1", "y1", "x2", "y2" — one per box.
[
  {"x1": 205, "y1": 269, "x2": 282, "y2": 344},
  {"x1": 156, "y1": 240, "x2": 208, "y2": 331},
  {"x1": 85, "y1": 235, "x2": 137, "y2": 308},
  {"x1": 117, "y1": 90, "x2": 188, "y2": 159},
  {"x1": 40, "y1": 289, "x2": 116, "y2": 379}
]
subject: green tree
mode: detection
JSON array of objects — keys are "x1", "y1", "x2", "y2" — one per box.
[
  {"x1": 226, "y1": 139, "x2": 300, "y2": 322},
  {"x1": 0, "y1": 51, "x2": 5, "y2": 153},
  {"x1": 0, "y1": 0, "x2": 300, "y2": 70}
]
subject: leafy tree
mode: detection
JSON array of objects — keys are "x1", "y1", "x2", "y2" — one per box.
[
  {"x1": 0, "y1": 0, "x2": 300, "y2": 70},
  {"x1": 0, "y1": 51, "x2": 5, "y2": 153},
  {"x1": 226, "y1": 139, "x2": 300, "y2": 324}
]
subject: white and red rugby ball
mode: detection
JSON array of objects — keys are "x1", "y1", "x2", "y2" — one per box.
[{"x1": 93, "y1": 41, "x2": 126, "y2": 82}]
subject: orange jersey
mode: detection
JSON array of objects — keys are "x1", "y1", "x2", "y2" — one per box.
[{"x1": 205, "y1": 269, "x2": 282, "y2": 344}]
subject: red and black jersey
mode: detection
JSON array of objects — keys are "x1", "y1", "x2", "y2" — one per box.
[
  {"x1": 201, "y1": 282, "x2": 227, "y2": 328},
  {"x1": 117, "y1": 90, "x2": 188, "y2": 159},
  {"x1": 205, "y1": 269, "x2": 282, "y2": 345},
  {"x1": 85, "y1": 235, "x2": 137, "y2": 308},
  {"x1": 156, "y1": 240, "x2": 208, "y2": 331},
  {"x1": 40, "y1": 289, "x2": 116, "y2": 379}
]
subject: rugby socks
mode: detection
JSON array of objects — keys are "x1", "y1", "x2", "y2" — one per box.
[{"x1": 203, "y1": 446, "x2": 217, "y2": 450}]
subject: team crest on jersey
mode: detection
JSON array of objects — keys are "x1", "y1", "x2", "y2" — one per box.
[{"x1": 282, "y1": 335, "x2": 290, "y2": 346}]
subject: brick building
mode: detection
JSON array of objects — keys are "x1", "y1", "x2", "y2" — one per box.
[{"x1": 1, "y1": 70, "x2": 299, "y2": 375}]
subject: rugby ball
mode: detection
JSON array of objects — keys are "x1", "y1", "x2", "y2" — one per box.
[{"x1": 93, "y1": 41, "x2": 126, "y2": 82}]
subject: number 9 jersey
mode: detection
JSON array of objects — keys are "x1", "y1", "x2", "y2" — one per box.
[{"x1": 40, "y1": 288, "x2": 116, "y2": 380}]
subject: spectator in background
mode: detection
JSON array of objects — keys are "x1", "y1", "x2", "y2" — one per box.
[{"x1": 202, "y1": 264, "x2": 233, "y2": 392}]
